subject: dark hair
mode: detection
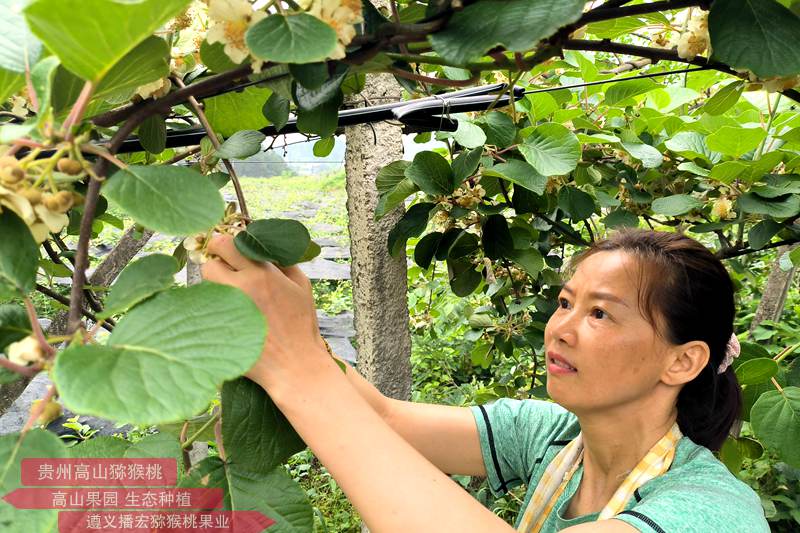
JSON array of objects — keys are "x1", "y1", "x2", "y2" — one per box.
[{"x1": 571, "y1": 229, "x2": 741, "y2": 452}]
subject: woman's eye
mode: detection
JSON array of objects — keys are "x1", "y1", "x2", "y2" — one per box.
[
  {"x1": 558, "y1": 297, "x2": 570, "y2": 309},
  {"x1": 591, "y1": 308, "x2": 606, "y2": 319}
]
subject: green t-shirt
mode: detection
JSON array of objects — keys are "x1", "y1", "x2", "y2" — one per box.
[{"x1": 470, "y1": 398, "x2": 769, "y2": 532}]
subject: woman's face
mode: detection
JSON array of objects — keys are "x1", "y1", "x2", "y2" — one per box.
[{"x1": 543, "y1": 250, "x2": 675, "y2": 414}]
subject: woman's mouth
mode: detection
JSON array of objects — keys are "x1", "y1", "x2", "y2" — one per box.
[{"x1": 547, "y1": 352, "x2": 577, "y2": 374}]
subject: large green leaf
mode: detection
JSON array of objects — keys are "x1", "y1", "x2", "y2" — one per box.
[
  {"x1": 430, "y1": 0, "x2": 585, "y2": 65},
  {"x1": 509, "y1": 247, "x2": 544, "y2": 277},
  {"x1": 205, "y1": 86, "x2": 273, "y2": 138},
  {"x1": 234, "y1": 219, "x2": 311, "y2": 266},
  {"x1": 735, "y1": 357, "x2": 779, "y2": 385},
  {"x1": 706, "y1": 126, "x2": 766, "y2": 158},
  {"x1": 53, "y1": 283, "x2": 267, "y2": 425},
  {"x1": 215, "y1": 130, "x2": 267, "y2": 160},
  {"x1": 222, "y1": 378, "x2": 305, "y2": 474},
  {"x1": 482, "y1": 214, "x2": 514, "y2": 260},
  {"x1": 664, "y1": 131, "x2": 721, "y2": 163},
  {"x1": 558, "y1": 186, "x2": 596, "y2": 221},
  {"x1": 0, "y1": 304, "x2": 31, "y2": 353},
  {"x1": 604, "y1": 78, "x2": 660, "y2": 106},
  {"x1": 0, "y1": 0, "x2": 42, "y2": 72},
  {"x1": 0, "y1": 430, "x2": 65, "y2": 531},
  {"x1": 388, "y1": 203, "x2": 434, "y2": 257},
  {"x1": 99, "y1": 254, "x2": 178, "y2": 319},
  {"x1": 738, "y1": 192, "x2": 800, "y2": 218},
  {"x1": 451, "y1": 147, "x2": 483, "y2": 183},
  {"x1": 103, "y1": 165, "x2": 225, "y2": 235},
  {"x1": 748, "y1": 219, "x2": 782, "y2": 250},
  {"x1": 452, "y1": 120, "x2": 487, "y2": 149},
  {"x1": 651, "y1": 194, "x2": 703, "y2": 216},
  {"x1": 751, "y1": 387, "x2": 800, "y2": 468},
  {"x1": 709, "y1": 0, "x2": 800, "y2": 78},
  {"x1": 376, "y1": 178, "x2": 419, "y2": 219},
  {"x1": 246, "y1": 13, "x2": 337, "y2": 64},
  {"x1": 701, "y1": 81, "x2": 744, "y2": 116},
  {"x1": 404, "y1": 151, "x2": 455, "y2": 196},
  {"x1": 0, "y1": 210, "x2": 38, "y2": 300},
  {"x1": 484, "y1": 159, "x2": 547, "y2": 195},
  {"x1": 68, "y1": 435, "x2": 131, "y2": 458},
  {"x1": 0, "y1": 68, "x2": 24, "y2": 103},
  {"x1": 137, "y1": 114, "x2": 167, "y2": 155},
  {"x1": 262, "y1": 93, "x2": 290, "y2": 132},
  {"x1": 620, "y1": 142, "x2": 663, "y2": 168},
  {"x1": 181, "y1": 457, "x2": 314, "y2": 533},
  {"x1": 24, "y1": 0, "x2": 191, "y2": 81},
  {"x1": 480, "y1": 111, "x2": 516, "y2": 148},
  {"x1": 95, "y1": 35, "x2": 169, "y2": 102},
  {"x1": 519, "y1": 123, "x2": 581, "y2": 176},
  {"x1": 295, "y1": 89, "x2": 342, "y2": 138},
  {"x1": 414, "y1": 232, "x2": 443, "y2": 269},
  {"x1": 30, "y1": 56, "x2": 58, "y2": 126}
]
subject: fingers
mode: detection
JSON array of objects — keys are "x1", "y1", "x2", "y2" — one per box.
[
  {"x1": 206, "y1": 234, "x2": 261, "y2": 272},
  {"x1": 275, "y1": 264, "x2": 312, "y2": 291},
  {"x1": 200, "y1": 258, "x2": 236, "y2": 284}
]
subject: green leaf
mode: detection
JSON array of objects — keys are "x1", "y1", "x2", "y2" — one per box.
[
  {"x1": 235, "y1": 219, "x2": 311, "y2": 267},
  {"x1": 298, "y1": 240, "x2": 321, "y2": 263},
  {"x1": 430, "y1": 0, "x2": 585, "y2": 65},
  {"x1": 313, "y1": 136, "x2": 335, "y2": 157},
  {"x1": 404, "y1": 151, "x2": 455, "y2": 196},
  {"x1": 181, "y1": 457, "x2": 314, "y2": 532},
  {"x1": 701, "y1": 81, "x2": 744, "y2": 115},
  {"x1": 24, "y1": 0, "x2": 190, "y2": 81},
  {"x1": 138, "y1": 114, "x2": 167, "y2": 155},
  {"x1": 706, "y1": 126, "x2": 767, "y2": 158},
  {"x1": 262, "y1": 93, "x2": 290, "y2": 132},
  {"x1": 293, "y1": 64, "x2": 349, "y2": 111},
  {"x1": 414, "y1": 232, "x2": 443, "y2": 270},
  {"x1": 651, "y1": 194, "x2": 703, "y2": 216},
  {"x1": 37, "y1": 259, "x2": 71, "y2": 278},
  {"x1": 53, "y1": 283, "x2": 267, "y2": 425},
  {"x1": 30, "y1": 56, "x2": 58, "y2": 126},
  {"x1": 790, "y1": 246, "x2": 800, "y2": 267},
  {"x1": 296, "y1": 89, "x2": 342, "y2": 138},
  {"x1": 0, "y1": 304, "x2": 30, "y2": 353},
  {"x1": 124, "y1": 433, "x2": 182, "y2": 464},
  {"x1": 206, "y1": 172, "x2": 231, "y2": 190},
  {"x1": 215, "y1": 130, "x2": 266, "y2": 160},
  {"x1": 677, "y1": 162, "x2": 710, "y2": 177},
  {"x1": 68, "y1": 435, "x2": 131, "y2": 458},
  {"x1": 751, "y1": 387, "x2": 800, "y2": 468},
  {"x1": 222, "y1": 378, "x2": 305, "y2": 474},
  {"x1": 447, "y1": 257, "x2": 482, "y2": 296},
  {"x1": 558, "y1": 186, "x2": 595, "y2": 221},
  {"x1": 484, "y1": 159, "x2": 546, "y2": 195},
  {"x1": 0, "y1": 210, "x2": 38, "y2": 300},
  {"x1": 453, "y1": 120, "x2": 486, "y2": 149},
  {"x1": 603, "y1": 209, "x2": 639, "y2": 228},
  {"x1": 735, "y1": 357, "x2": 779, "y2": 385},
  {"x1": 709, "y1": 161, "x2": 746, "y2": 184},
  {"x1": 664, "y1": 131, "x2": 720, "y2": 163},
  {"x1": 387, "y1": 203, "x2": 434, "y2": 257},
  {"x1": 481, "y1": 111, "x2": 516, "y2": 148},
  {"x1": 100, "y1": 254, "x2": 178, "y2": 319},
  {"x1": 482, "y1": 214, "x2": 514, "y2": 260},
  {"x1": 447, "y1": 230, "x2": 479, "y2": 260},
  {"x1": 0, "y1": 0, "x2": 41, "y2": 72},
  {"x1": 246, "y1": 13, "x2": 337, "y2": 64},
  {"x1": 0, "y1": 68, "x2": 24, "y2": 103},
  {"x1": 375, "y1": 178, "x2": 419, "y2": 220},
  {"x1": 94, "y1": 36, "x2": 170, "y2": 102},
  {"x1": 452, "y1": 147, "x2": 483, "y2": 182},
  {"x1": 519, "y1": 122, "x2": 581, "y2": 176},
  {"x1": 738, "y1": 193, "x2": 800, "y2": 218},
  {"x1": 604, "y1": 78, "x2": 659, "y2": 106},
  {"x1": 376, "y1": 161, "x2": 410, "y2": 193},
  {"x1": 200, "y1": 40, "x2": 243, "y2": 73},
  {"x1": 508, "y1": 247, "x2": 543, "y2": 277},
  {"x1": 709, "y1": 0, "x2": 800, "y2": 78},
  {"x1": 620, "y1": 142, "x2": 663, "y2": 168},
  {"x1": 748, "y1": 220, "x2": 783, "y2": 250},
  {"x1": 103, "y1": 165, "x2": 225, "y2": 235},
  {"x1": 0, "y1": 430, "x2": 65, "y2": 532},
  {"x1": 205, "y1": 86, "x2": 273, "y2": 138}
]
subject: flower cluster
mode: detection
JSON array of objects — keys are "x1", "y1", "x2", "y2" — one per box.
[
  {"x1": 453, "y1": 182, "x2": 486, "y2": 209},
  {"x1": 206, "y1": 0, "x2": 266, "y2": 65},
  {"x1": 674, "y1": 11, "x2": 709, "y2": 60},
  {"x1": 0, "y1": 155, "x2": 83, "y2": 242},
  {"x1": 183, "y1": 203, "x2": 247, "y2": 263},
  {"x1": 300, "y1": 0, "x2": 363, "y2": 60},
  {"x1": 711, "y1": 197, "x2": 735, "y2": 220}
]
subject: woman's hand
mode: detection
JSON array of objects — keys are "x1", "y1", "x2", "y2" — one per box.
[{"x1": 200, "y1": 234, "x2": 328, "y2": 391}]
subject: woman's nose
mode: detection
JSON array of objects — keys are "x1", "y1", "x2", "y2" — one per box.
[{"x1": 547, "y1": 310, "x2": 577, "y2": 347}]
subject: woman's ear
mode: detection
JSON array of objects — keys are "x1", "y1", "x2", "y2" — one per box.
[{"x1": 662, "y1": 341, "x2": 710, "y2": 386}]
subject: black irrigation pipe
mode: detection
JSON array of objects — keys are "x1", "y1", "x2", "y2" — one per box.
[{"x1": 35, "y1": 65, "x2": 756, "y2": 157}]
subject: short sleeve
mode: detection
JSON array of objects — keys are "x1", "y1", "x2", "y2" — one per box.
[
  {"x1": 470, "y1": 398, "x2": 577, "y2": 496},
  {"x1": 614, "y1": 465, "x2": 770, "y2": 533}
]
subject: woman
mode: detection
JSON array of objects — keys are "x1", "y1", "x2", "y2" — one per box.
[{"x1": 201, "y1": 229, "x2": 769, "y2": 532}]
